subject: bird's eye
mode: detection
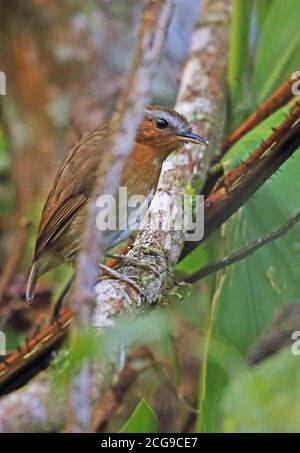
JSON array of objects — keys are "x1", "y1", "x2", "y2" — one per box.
[{"x1": 156, "y1": 118, "x2": 169, "y2": 129}]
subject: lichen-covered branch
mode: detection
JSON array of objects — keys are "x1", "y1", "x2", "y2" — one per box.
[{"x1": 92, "y1": 0, "x2": 231, "y2": 325}]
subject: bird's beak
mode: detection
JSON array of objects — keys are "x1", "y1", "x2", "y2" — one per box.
[{"x1": 177, "y1": 131, "x2": 209, "y2": 146}]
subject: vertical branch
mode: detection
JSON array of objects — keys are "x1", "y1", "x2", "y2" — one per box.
[
  {"x1": 67, "y1": 0, "x2": 175, "y2": 433},
  {"x1": 126, "y1": 0, "x2": 231, "y2": 270}
]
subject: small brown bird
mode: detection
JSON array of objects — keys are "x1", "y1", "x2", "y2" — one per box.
[{"x1": 26, "y1": 106, "x2": 208, "y2": 302}]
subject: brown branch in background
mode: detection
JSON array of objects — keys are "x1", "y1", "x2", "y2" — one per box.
[
  {"x1": 0, "y1": 218, "x2": 31, "y2": 306},
  {"x1": 67, "y1": 0, "x2": 175, "y2": 433},
  {"x1": 0, "y1": 0, "x2": 231, "y2": 433},
  {"x1": 185, "y1": 209, "x2": 300, "y2": 283},
  {"x1": 221, "y1": 77, "x2": 295, "y2": 155},
  {"x1": 181, "y1": 102, "x2": 300, "y2": 259},
  {"x1": 248, "y1": 303, "x2": 300, "y2": 365},
  {"x1": 0, "y1": 308, "x2": 71, "y2": 397}
]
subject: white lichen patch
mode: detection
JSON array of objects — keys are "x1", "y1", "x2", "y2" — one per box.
[
  {"x1": 190, "y1": 28, "x2": 211, "y2": 53},
  {"x1": 161, "y1": 151, "x2": 190, "y2": 173},
  {"x1": 93, "y1": 282, "x2": 117, "y2": 329}
]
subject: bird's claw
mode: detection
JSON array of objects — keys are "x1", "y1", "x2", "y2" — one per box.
[
  {"x1": 99, "y1": 263, "x2": 147, "y2": 299},
  {"x1": 105, "y1": 253, "x2": 161, "y2": 277}
]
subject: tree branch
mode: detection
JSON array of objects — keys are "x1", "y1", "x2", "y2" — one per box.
[
  {"x1": 0, "y1": 308, "x2": 71, "y2": 397},
  {"x1": 184, "y1": 208, "x2": 300, "y2": 283}
]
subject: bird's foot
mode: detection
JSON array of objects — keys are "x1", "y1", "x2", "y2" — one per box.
[
  {"x1": 99, "y1": 263, "x2": 147, "y2": 299},
  {"x1": 130, "y1": 246, "x2": 168, "y2": 273},
  {"x1": 105, "y1": 253, "x2": 160, "y2": 277}
]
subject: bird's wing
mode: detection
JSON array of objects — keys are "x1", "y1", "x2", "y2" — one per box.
[
  {"x1": 34, "y1": 193, "x2": 88, "y2": 260},
  {"x1": 33, "y1": 127, "x2": 112, "y2": 260}
]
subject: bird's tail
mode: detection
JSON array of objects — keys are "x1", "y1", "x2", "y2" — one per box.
[{"x1": 26, "y1": 261, "x2": 38, "y2": 304}]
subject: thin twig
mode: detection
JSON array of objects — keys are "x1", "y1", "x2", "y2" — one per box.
[
  {"x1": 248, "y1": 303, "x2": 300, "y2": 364},
  {"x1": 185, "y1": 209, "x2": 300, "y2": 283}
]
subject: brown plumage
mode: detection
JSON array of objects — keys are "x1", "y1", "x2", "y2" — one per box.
[{"x1": 26, "y1": 106, "x2": 208, "y2": 302}]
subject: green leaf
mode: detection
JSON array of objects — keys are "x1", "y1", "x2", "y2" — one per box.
[
  {"x1": 119, "y1": 398, "x2": 158, "y2": 433},
  {"x1": 228, "y1": 0, "x2": 254, "y2": 128},
  {"x1": 197, "y1": 106, "x2": 300, "y2": 432},
  {"x1": 255, "y1": 0, "x2": 272, "y2": 31},
  {"x1": 222, "y1": 348, "x2": 300, "y2": 433},
  {"x1": 253, "y1": 0, "x2": 300, "y2": 104}
]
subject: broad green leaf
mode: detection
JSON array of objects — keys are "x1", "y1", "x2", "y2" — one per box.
[
  {"x1": 255, "y1": 0, "x2": 272, "y2": 31},
  {"x1": 253, "y1": 0, "x2": 300, "y2": 104},
  {"x1": 228, "y1": 0, "x2": 254, "y2": 128},
  {"x1": 222, "y1": 348, "x2": 300, "y2": 433},
  {"x1": 119, "y1": 398, "x2": 158, "y2": 433},
  {"x1": 198, "y1": 106, "x2": 300, "y2": 432}
]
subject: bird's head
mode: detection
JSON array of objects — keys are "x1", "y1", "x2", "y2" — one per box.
[{"x1": 136, "y1": 105, "x2": 209, "y2": 155}]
